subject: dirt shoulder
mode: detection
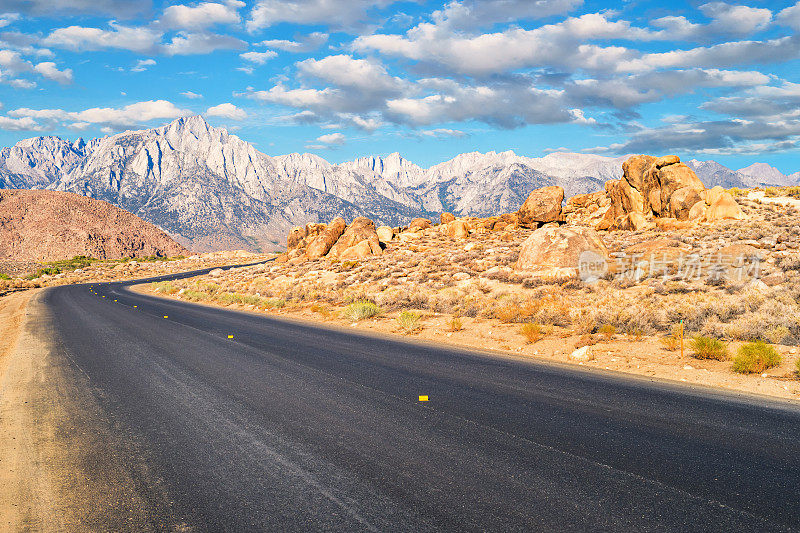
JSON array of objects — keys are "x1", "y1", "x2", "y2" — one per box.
[
  {"x1": 0, "y1": 290, "x2": 171, "y2": 531},
  {"x1": 132, "y1": 283, "x2": 800, "y2": 404}
]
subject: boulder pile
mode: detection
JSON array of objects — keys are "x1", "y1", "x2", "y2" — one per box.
[{"x1": 597, "y1": 155, "x2": 744, "y2": 230}]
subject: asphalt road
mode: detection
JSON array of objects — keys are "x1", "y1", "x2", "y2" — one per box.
[{"x1": 33, "y1": 265, "x2": 800, "y2": 532}]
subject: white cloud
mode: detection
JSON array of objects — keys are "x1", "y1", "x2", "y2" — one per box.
[
  {"x1": 9, "y1": 100, "x2": 191, "y2": 130},
  {"x1": 206, "y1": 102, "x2": 247, "y2": 120},
  {"x1": 419, "y1": 128, "x2": 468, "y2": 138},
  {"x1": 431, "y1": 0, "x2": 584, "y2": 30},
  {"x1": 33, "y1": 61, "x2": 73, "y2": 84},
  {"x1": 131, "y1": 58, "x2": 156, "y2": 72},
  {"x1": 777, "y1": 1, "x2": 800, "y2": 30},
  {"x1": 160, "y1": 1, "x2": 244, "y2": 30},
  {"x1": 43, "y1": 23, "x2": 162, "y2": 54},
  {"x1": 0, "y1": 13, "x2": 20, "y2": 28},
  {"x1": 247, "y1": 0, "x2": 400, "y2": 31},
  {"x1": 316, "y1": 132, "x2": 345, "y2": 145},
  {"x1": 240, "y1": 50, "x2": 277, "y2": 64},
  {"x1": 181, "y1": 91, "x2": 203, "y2": 99},
  {"x1": 0, "y1": 115, "x2": 46, "y2": 131},
  {"x1": 162, "y1": 31, "x2": 247, "y2": 55},
  {"x1": 257, "y1": 32, "x2": 328, "y2": 52}
]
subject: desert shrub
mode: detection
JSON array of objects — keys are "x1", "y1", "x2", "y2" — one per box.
[
  {"x1": 0, "y1": 272, "x2": 10, "y2": 280},
  {"x1": 690, "y1": 335, "x2": 729, "y2": 361},
  {"x1": 181, "y1": 289, "x2": 208, "y2": 302},
  {"x1": 520, "y1": 323, "x2": 542, "y2": 344},
  {"x1": 732, "y1": 341, "x2": 781, "y2": 373},
  {"x1": 598, "y1": 324, "x2": 616, "y2": 340},
  {"x1": 342, "y1": 300, "x2": 380, "y2": 321},
  {"x1": 660, "y1": 324, "x2": 684, "y2": 351},
  {"x1": 310, "y1": 303, "x2": 331, "y2": 317},
  {"x1": 776, "y1": 255, "x2": 800, "y2": 272},
  {"x1": 796, "y1": 357, "x2": 800, "y2": 377},
  {"x1": 627, "y1": 327, "x2": 644, "y2": 341},
  {"x1": 153, "y1": 281, "x2": 178, "y2": 294},
  {"x1": 765, "y1": 325, "x2": 791, "y2": 345},
  {"x1": 448, "y1": 316, "x2": 463, "y2": 332},
  {"x1": 48, "y1": 255, "x2": 94, "y2": 271},
  {"x1": 397, "y1": 310, "x2": 422, "y2": 333}
]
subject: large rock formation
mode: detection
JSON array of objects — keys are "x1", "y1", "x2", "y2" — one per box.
[
  {"x1": 598, "y1": 155, "x2": 743, "y2": 230},
  {"x1": 306, "y1": 217, "x2": 347, "y2": 260},
  {"x1": 515, "y1": 225, "x2": 608, "y2": 278},
  {"x1": 285, "y1": 215, "x2": 384, "y2": 262},
  {"x1": 0, "y1": 189, "x2": 187, "y2": 261},
  {"x1": 328, "y1": 217, "x2": 383, "y2": 260},
  {"x1": 516, "y1": 186, "x2": 564, "y2": 227}
]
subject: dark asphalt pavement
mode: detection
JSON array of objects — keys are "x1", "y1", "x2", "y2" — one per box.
[{"x1": 36, "y1": 266, "x2": 800, "y2": 531}]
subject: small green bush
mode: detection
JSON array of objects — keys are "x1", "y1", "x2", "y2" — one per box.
[
  {"x1": 690, "y1": 335, "x2": 729, "y2": 361},
  {"x1": 795, "y1": 357, "x2": 800, "y2": 377},
  {"x1": 342, "y1": 300, "x2": 380, "y2": 321},
  {"x1": 598, "y1": 324, "x2": 616, "y2": 340},
  {"x1": 397, "y1": 310, "x2": 422, "y2": 333},
  {"x1": 732, "y1": 341, "x2": 781, "y2": 374},
  {"x1": 0, "y1": 272, "x2": 10, "y2": 280}
]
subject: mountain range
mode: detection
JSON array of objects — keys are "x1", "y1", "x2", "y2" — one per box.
[{"x1": 0, "y1": 115, "x2": 796, "y2": 252}]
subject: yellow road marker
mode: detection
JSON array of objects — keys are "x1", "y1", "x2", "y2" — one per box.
[
  {"x1": 228, "y1": 335, "x2": 234, "y2": 339},
  {"x1": 419, "y1": 395, "x2": 429, "y2": 402},
  {"x1": 102, "y1": 295, "x2": 106, "y2": 298},
  {"x1": 133, "y1": 305, "x2": 137, "y2": 308},
  {"x1": 114, "y1": 299, "x2": 117, "y2": 302},
  {"x1": 163, "y1": 315, "x2": 168, "y2": 319}
]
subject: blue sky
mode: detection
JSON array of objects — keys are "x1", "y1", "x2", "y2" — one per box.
[{"x1": 1, "y1": 0, "x2": 800, "y2": 173}]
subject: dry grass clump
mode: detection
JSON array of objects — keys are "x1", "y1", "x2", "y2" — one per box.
[
  {"x1": 448, "y1": 316, "x2": 463, "y2": 332},
  {"x1": 732, "y1": 341, "x2": 781, "y2": 374},
  {"x1": 397, "y1": 310, "x2": 422, "y2": 333},
  {"x1": 520, "y1": 323, "x2": 542, "y2": 343},
  {"x1": 689, "y1": 335, "x2": 729, "y2": 361},
  {"x1": 659, "y1": 325, "x2": 682, "y2": 351},
  {"x1": 342, "y1": 300, "x2": 380, "y2": 321},
  {"x1": 598, "y1": 324, "x2": 616, "y2": 340}
]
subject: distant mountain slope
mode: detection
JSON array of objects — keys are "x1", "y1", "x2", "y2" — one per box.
[
  {"x1": 0, "y1": 189, "x2": 187, "y2": 262},
  {"x1": 0, "y1": 116, "x2": 794, "y2": 251}
]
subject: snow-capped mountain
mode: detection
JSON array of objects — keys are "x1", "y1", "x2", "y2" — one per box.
[{"x1": 0, "y1": 115, "x2": 795, "y2": 252}]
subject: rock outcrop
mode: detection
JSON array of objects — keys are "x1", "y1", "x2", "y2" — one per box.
[
  {"x1": 0, "y1": 189, "x2": 187, "y2": 261},
  {"x1": 328, "y1": 217, "x2": 383, "y2": 260},
  {"x1": 514, "y1": 225, "x2": 608, "y2": 278},
  {"x1": 516, "y1": 186, "x2": 564, "y2": 227},
  {"x1": 597, "y1": 154, "x2": 743, "y2": 230},
  {"x1": 306, "y1": 217, "x2": 347, "y2": 260}
]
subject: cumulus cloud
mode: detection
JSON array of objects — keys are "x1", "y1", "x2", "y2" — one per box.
[
  {"x1": 257, "y1": 32, "x2": 328, "y2": 52},
  {"x1": 205, "y1": 102, "x2": 247, "y2": 119},
  {"x1": 42, "y1": 23, "x2": 246, "y2": 55},
  {"x1": 0, "y1": 115, "x2": 47, "y2": 131},
  {"x1": 161, "y1": 31, "x2": 247, "y2": 55},
  {"x1": 240, "y1": 50, "x2": 277, "y2": 64},
  {"x1": 778, "y1": 2, "x2": 800, "y2": 30},
  {"x1": 159, "y1": 1, "x2": 244, "y2": 30},
  {"x1": 430, "y1": 0, "x2": 584, "y2": 30},
  {"x1": 9, "y1": 100, "x2": 191, "y2": 130},
  {"x1": 247, "y1": 0, "x2": 400, "y2": 31},
  {"x1": 33, "y1": 61, "x2": 73, "y2": 83},
  {"x1": 181, "y1": 91, "x2": 203, "y2": 99},
  {"x1": 43, "y1": 24, "x2": 162, "y2": 54}
]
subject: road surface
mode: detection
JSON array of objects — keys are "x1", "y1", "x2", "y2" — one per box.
[{"x1": 10, "y1": 266, "x2": 800, "y2": 531}]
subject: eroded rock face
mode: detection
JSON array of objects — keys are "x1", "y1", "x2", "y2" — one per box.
[
  {"x1": 408, "y1": 218, "x2": 432, "y2": 231},
  {"x1": 306, "y1": 217, "x2": 346, "y2": 260},
  {"x1": 328, "y1": 216, "x2": 383, "y2": 259},
  {"x1": 516, "y1": 186, "x2": 564, "y2": 227},
  {"x1": 598, "y1": 154, "x2": 740, "y2": 230},
  {"x1": 515, "y1": 225, "x2": 608, "y2": 278}
]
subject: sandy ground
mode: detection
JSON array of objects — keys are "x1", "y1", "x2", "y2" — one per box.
[
  {"x1": 0, "y1": 290, "x2": 176, "y2": 531},
  {"x1": 135, "y1": 284, "x2": 800, "y2": 404}
]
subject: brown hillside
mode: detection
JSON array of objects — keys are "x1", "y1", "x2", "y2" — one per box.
[{"x1": 0, "y1": 189, "x2": 187, "y2": 261}]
